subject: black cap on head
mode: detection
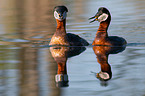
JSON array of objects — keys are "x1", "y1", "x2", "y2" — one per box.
[
  {"x1": 54, "y1": 6, "x2": 68, "y2": 13},
  {"x1": 96, "y1": 7, "x2": 110, "y2": 16}
]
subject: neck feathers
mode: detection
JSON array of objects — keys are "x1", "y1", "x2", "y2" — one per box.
[
  {"x1": 56, "y1": 19, "x2": 66, "y2": 29},
  {"x1": 96, "y1": 17, "x2": 111, "y2": 38},
  {"x1": 97, "y1": 17, "x2": 111, "y2": 33},
  {"x1": 55, "y1": 19, "x2": 67, "y2": 36},
  {"x1": 49, "y1": 19, "x2": 69, "y2": 45},
  {"x1": 92, "y1": 17, "x2": 111, "y2": 45}
]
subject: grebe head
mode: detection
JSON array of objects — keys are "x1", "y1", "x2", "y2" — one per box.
[
  {"x1": 89, "y1": 7, "x2": 111, "y2": 23},
  {"x1": 97, "y1": 71, "x2": 111, "y2": 81},
  {"x1": 54, "y1": 6, "x2": 68, "y2": 21}
]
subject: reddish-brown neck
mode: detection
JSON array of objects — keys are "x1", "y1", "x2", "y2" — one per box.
[
  {"x1": 54, "y1": 55, "x2": 67, "y2": 74},
  {"x1": 54, "y1": 19, "x2": 67, "y2": 37},
  {"x1": 57, "y1": 62, "x2": 67, "y2": 74},
  {"x1": 97, "y1": 53, "x2": 111, "y2": 74},
  {"x1": 96, "y1": 17, "x2": 111, "y2": 36},
  {"x1": 98, "y1": 22, "x2": 109, "y2": 32},
  {"x1": 93, "y1": 46, "x2": 111, "y2": 73},
  {"x1": 56, "y1": 19, "x2": 66, "y2": 30},
  {"x1": 54, "y1": 19, "x2": 66, "y2": 37}
]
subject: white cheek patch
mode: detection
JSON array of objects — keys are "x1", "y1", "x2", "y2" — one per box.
[
  {"x1": 99, "y1": 72, "x2": 110, "y2": 80},
  {"x1": 54, "y1": 11, "x2": 60, "y2": 20},
  {"x1": 54, "y1": 11, "x2": 67, "y2": 21},
  {"x1": 98, "y1": 13, "x2": 108, "y2": 22}
]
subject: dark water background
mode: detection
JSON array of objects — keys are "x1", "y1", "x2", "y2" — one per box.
[{"x1": 0, "y1": 0, "x2": 145, "y2": 96}]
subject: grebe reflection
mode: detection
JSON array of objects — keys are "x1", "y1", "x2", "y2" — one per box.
[
  {"x1": 93, "y1": 46, "x2": 126, "y2": 86},
  {"x1": 50, "y1": 46, "x2": 86, "y2": 87}
]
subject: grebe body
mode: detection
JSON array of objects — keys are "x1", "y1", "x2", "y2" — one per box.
[
  {"x1": 89, "y1": 7, "x2": 127, "y2": 46},
  {"x1": 49, "y1": 6, "x2": 89, "y2": 46}
]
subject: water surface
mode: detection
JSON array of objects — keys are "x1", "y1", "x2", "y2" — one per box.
[{"x1": 0, "y1": 0, "x2": 145, "y2": 96}]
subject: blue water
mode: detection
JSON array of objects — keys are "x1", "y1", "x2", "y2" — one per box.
[{"x1": 0, "y1": 0, "x2": 145, "y2": 96}]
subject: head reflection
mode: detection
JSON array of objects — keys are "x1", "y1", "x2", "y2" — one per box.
[
  {"x1": 50, "y1": 46, "x2": 86, "y2": 87},
  {"x1": 93, "y1": 45, "x2": 126, "y2": 86}
]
